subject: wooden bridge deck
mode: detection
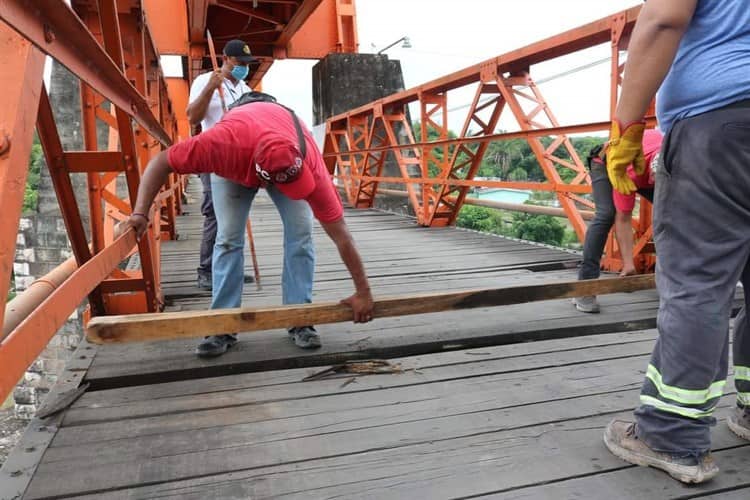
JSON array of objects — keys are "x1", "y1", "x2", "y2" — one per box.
[{"x1": 2, "y1": 178, "x2": 748, "y2": 499}]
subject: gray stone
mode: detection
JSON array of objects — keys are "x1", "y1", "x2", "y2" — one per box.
[{"x1": 312, "y1": 53, "x2": 407, "y2": 125}]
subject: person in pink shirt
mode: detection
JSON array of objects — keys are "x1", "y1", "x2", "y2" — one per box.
[
  {"x1": 612, "y1": 129, "x2": 663, "y2": 276},
  {"x1": 573, "y1": 129, "x2": 662, "y2": 313},
  {"x1": 116, "y1": 101, "x2": 374, "y2": 357}
]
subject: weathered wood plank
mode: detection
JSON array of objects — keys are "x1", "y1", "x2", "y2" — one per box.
[
  {"x1": 83, "y1": 293, "x2": 661, "y2": 387},
  {"x1": 74, "y1": 329, "x2": 659, "y2": 409},
  {"x1": 26, "y1": 399, "x2": 748, "y2": 499},
  {"x1": 86, "y1": 275, "x2": 655, "y2": 344},
  {"x1": 58, "y1": 338, "x2": 657, "y2": 434}
]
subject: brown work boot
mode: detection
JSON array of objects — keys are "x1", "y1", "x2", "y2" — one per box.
[
  {"x1": 727, "y1": 406, "x2": 750, "y2": 440},
  {"x1": 603, "y1": 419, "x2": 719, "y2": 484}
]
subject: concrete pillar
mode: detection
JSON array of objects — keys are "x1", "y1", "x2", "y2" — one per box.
[
  {"x1": 312, "y1": 53, "x2": 415, "y2": 216},
  {"x1": 312, "y1": 53, "x2": 406, "y2": 125}
]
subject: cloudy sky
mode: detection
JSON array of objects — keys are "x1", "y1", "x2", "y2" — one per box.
[{"x1": 261, "y1": 0, "x2": 643, "y2": 132}]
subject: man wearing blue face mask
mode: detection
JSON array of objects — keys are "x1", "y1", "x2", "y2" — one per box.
[{"x1": 187, "y1": 39, "x2": 255, "y2": 291}]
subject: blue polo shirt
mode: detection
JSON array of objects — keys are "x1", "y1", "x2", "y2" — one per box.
[{"x1": 656, "y1": 0, "x2": 750, "y2": 133}]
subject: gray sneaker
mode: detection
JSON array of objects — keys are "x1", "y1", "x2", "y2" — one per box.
[
  {"x1": 604, "y1": 419, "x2": 718, "y2": 484},
  {"x1": 573, "y1": 295, "x2": 600, "y2": 313},
  {"x1": 288, "y1": 326, "x2": 322, "y2": 349},
  {"x1": 727, "y1": 406, "x2": 750, "y2": 440},
  {"x1": 196, "y1": 334, "x2": 238, "y2": 357}
]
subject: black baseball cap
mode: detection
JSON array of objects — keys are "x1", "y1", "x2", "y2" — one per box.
[{"x1": 223, "y1": 39, "x2": 255, "y2": 63}]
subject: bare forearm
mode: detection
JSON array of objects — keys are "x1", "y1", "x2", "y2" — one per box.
[
  {"x1": 337, "y1": 239, "x2": 370, "y2": 293},
  {"x1": 134, "y1": 150, "x2": 173, "y2": 216},
  {"x1": 186, "y1": 87, "x2": 214, "y2": 126},
  {"x1": 322, "y1": 219, "x2": 370, "y2": 293},
  {"x1": 614, "y1": 211, "x2": 635, "y2": 269},
  {"x1": 615, "y1": 0, "x2": 696, "y2": 124}
]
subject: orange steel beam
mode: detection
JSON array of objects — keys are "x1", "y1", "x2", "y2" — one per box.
[
  {"x1": 286, "y1": 0, "x2": 358, "y2": 58},
  {"x1": 328, "y1": 7, "x2": 641, "y2": 120},
  {"x1": 0, "y1": 232, "x2": 137, "y2": 404},
  {"x1": 0, "y1": 0, "x2": 171, "y2": 146},
  {"x1": 325, "y1": 5, "x2": 655, "y2": 272},
  {"x1": 189, "y1": 0, "x2": 210, "y2": 43},
  {"x1": 36, "y1": 86, "x2": 107, "y2": 316},
  {"x1": 0, "y1": 25, "x2": 46, "y2": 331},
  {"x1": 96, "y1": 0, "x2": 161, "y2": 312},
  {"x1": 143, "y1": 0, "x2": 189, "y2": 55}
]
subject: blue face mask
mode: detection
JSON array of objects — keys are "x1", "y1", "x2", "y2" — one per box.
[{"x1": 231, "y1": 64, "x2": 249, "y2": 81}]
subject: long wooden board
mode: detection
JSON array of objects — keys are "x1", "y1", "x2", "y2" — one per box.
[{"x1": 86, "y1": 274, "x2": 655, "y2": 343}]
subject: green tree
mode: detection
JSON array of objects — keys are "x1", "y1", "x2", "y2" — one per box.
[
  {"x1": 23, "y1": 136, "x2": 43, "y2": 213},
  {"x1": 456, "y1": 205, "x2": 507, "y2": 235},
  {"x1": 508, "y1": 167, "x2": 528, "y2": 182},
  {"x1": 510, "y1": 212, "x2": 565, "y2": 246}
]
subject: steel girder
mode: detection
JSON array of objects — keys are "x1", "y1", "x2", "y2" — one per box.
[
  {"x1": 324, "y1": 5, "x2": 655, "y2": 273},
  {"x1": 0, "y1": 0, "x2": 184, "y2": 403}
]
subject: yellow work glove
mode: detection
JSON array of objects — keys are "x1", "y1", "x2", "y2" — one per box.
[{"x1": 606, "y1": 120, "x2": 646, "y2": 195}]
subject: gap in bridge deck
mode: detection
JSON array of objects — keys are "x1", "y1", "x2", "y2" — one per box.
[{"x1": 81, "y1": 178, "x2": 664, "y2": 391}]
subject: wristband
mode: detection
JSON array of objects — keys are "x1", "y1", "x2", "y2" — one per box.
[{"x1": 131, "y1": 212, "x2": 149, "y2": 222}]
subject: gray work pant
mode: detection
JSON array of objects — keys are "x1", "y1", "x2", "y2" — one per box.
[
  {"x1": 198, "y1": 173, "x2": 217, "y2": 278},
  {"x1": 635, "y1": 101, "x2": 750, "y2": 456}
]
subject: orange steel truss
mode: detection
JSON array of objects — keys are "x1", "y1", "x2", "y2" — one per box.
[
  {"x1": 0, "y1": 0, "x2": 184, "y2": 401},
  {"x1": 0, "y1": 0, "x2": 354, "y2": 404},
  {"x1": 324, "y1": 5, "x2": 656, "y2": 272}
]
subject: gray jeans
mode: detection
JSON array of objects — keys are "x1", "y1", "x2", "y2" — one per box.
[
  {"x1": 198, "y1": 173, "x2": 217, "y2": 278},
  {"x1": 578, "y1": 163, "x2": 653, "y2": 280},
  {"x1": 579, "y1": 162, "x2": 615, "y2": 280},
  {"x1": 635, "y1": 101, "x2": 750, "y2": 456}
]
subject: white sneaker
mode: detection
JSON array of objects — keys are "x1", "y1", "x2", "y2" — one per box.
[{"x1": 573, "y1": 295, "x2": 600, "y2": 313}]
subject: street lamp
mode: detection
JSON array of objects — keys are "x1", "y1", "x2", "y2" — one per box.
[{"x1": 376, "y1": 36, "x2": 412, "y2": 54}]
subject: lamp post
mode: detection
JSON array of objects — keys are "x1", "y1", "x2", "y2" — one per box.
[{"x1": 376, "y1": 36, "x2": 412, "y2": 54}]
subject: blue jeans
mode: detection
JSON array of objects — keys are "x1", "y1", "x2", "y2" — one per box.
[{"x1": 210, "y1": 174, "x2": 315, "y2": 310}]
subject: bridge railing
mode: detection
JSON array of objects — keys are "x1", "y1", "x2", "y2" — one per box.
[
  {"x1": 323, "y1": 5, "x2": 655, "y2": 272},
  {"x1": 0, "y1": 0, "x2": 186, "y2": 403}
]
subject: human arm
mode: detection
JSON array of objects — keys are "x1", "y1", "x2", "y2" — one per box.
[
  {"x1": 186, "y1": 70, "x2": 224, "y2": 126},
  {"x1": 607, "y1": 0, "x2": 697, "y2": 194},
  {"x1": 114, "y1": 151, "x2": 173, "y2": 239},
  {"x1": 615, "y1": 0, "x2": 697, "y2": 124},
  {"x1": 319, "y1": 217, "x2": 374, "y2": 323},
  {"x1": 614, "y1": 210, "x2": 637, "y2": 276}
]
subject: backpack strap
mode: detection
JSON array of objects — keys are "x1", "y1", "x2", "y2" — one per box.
[{"x1": 279, "y1": 104, "x2": 307, "y2": 160}]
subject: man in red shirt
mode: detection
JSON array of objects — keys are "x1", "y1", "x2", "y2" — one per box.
[{"x1": 116, "y1": 102, "x2": 374, "y2": 357}]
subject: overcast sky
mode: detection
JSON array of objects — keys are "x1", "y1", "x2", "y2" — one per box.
[{"x1": 261, "y1": 0, "x2": 642, "y2": 133}]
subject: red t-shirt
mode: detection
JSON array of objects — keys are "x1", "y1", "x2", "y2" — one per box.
[
  {"x1": 612, "y1": 129, "x2": 663, "y2": 213},
  {"x1": 167, "y1": 103, "x2": 344, "y2": 223}
]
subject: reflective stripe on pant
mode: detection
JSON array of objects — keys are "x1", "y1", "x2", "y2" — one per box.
[{"x1": 634, "y1": 103, "x2": 750, "y2": 456}]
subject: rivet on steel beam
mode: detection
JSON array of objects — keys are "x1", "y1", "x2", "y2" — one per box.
[
  {"x1": 43, "y1": 24, "x2": 56, "y2": 43},
  {"x1": 0, "y1": 132, "x2": 10, "y2": 157}
]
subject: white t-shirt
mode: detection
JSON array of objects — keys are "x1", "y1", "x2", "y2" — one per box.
[{"x1": 188, "y1": 72, "x2": 251, "y2": 131}]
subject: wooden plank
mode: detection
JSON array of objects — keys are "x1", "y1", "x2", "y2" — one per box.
[
  {"x1": 86, "y1": 275, "x2": 655, "y2": 344},
  {"x1": 60, "y1": 334, "x2": 658, "y2": 430},
  {"x1": 25, "y1": 393, "x2": 747, "y2": 498},
  {"x1": 26, "y1": 354, "x2": 655, "y2": 498},
  {"x1": 74, "y1": 329, "x2": 659, "y2": 410},
  {"x1": 56, "y1": 420, "x2": 750, "y2": 500},
  {"x1": 83, "y1": 292, "x2": 661, "y2": 387}
]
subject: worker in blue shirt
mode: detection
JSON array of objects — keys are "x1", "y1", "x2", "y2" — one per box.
[{"x1": 602, "y1": 0, "x2": 750, "y2": 484}]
